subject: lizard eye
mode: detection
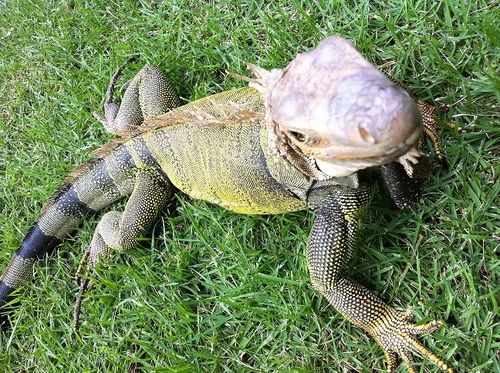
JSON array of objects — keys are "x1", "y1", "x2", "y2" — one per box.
[
  {"x1": 288, "y1": 130, "x2": 307, "y2": 143},
  {"x1": 288, "y1": 130, "x2": 319, "y2": 146}
]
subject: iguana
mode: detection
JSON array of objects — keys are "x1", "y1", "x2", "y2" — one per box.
[{"x1": 0, "y1": 36, "x2": 453, "y2": 372}]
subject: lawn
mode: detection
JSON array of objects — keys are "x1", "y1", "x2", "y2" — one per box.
[{"x1": 0, "y1": 0, "x2": 498, "y2": 372}]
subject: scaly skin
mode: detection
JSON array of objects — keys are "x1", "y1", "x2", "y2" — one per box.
[{"x1": 0, "y1": 36, "x2": 453, "y2": 372}]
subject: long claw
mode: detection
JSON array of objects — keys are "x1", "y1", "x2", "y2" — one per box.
[
  {"x1": 93, "y1": 57, "x2": 136, "y2": 134},
  {"x1": 75, "y1": 249, "x2": 90, "y2": 287},
  {"x1": 407, "y1": 319, "x2": 443, "y2": 335},
  {"x1": 74, "y1": 248, "x2": 93, "y2": 329},
  {"x1": 74, "y1": 277, "x2": 91, "y2": 330}
]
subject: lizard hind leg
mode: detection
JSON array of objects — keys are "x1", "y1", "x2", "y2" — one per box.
[
  {"x1": 74, "y1": 169, "x2": 175, "y2": 329},
  {"x1": 74, "y1": 210, "x2": 122, "y2": 329},
  {"x1": 93, "y1": 63, "x2": 180, "y2": 134}
]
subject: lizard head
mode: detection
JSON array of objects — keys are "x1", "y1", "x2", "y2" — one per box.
[{"x1": 249, "y1": 36, "x2": 422, "y2": 177}]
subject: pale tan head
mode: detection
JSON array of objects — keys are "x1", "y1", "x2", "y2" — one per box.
[{"x1": 250, "y1": 36, "x2": 422, "y2": 177}]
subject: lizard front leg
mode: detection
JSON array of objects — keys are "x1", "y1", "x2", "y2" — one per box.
[
  {"x1": 74, "y1": 168, "x2": 175, "y2": 328},
  {"x1": 93, "y1": 64, "x2": 180, "y2": 134},
  {"x1": 306, "y1": 186, "x2": 453, "y2": 373}
]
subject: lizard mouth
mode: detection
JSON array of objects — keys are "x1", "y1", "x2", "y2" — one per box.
[
  {"x1": 313, "y1": 122, "x2": 422, "y2": 164},
  {"x1": 308, "y1": 125, "x2": 422, "y2": 177}
]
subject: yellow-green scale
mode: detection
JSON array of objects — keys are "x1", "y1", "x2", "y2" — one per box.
[{"x1": 143, "y1": 120, "x2": 307, "y2": 215}]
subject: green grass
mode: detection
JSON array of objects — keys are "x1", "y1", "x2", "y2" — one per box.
[{"x1": 0, "y1": 0, "x2": 498, "y2": 372}]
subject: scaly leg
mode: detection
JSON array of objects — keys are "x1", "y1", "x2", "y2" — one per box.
[
  {"x1": 74, "y1": 168, "x2": 175, "y2": 328},
  {"x1": 306, "y1": 186, "x2": 453, "y2": 372}
]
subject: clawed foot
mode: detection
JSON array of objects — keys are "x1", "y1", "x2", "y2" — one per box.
[
  {"x1": 74, "y1": 248, "x2": 96, "y2": 329},
  {"x1": 73, "y1": 217, "x2": 115, "y2": 329},
  {"x1": 398, "y1": 148, "x2": 434, "y2": 179},
  {"x1": 93, "y1": 60, "x2": 180, "y2": 134},
  {"x1": 372, "y1": 310, "x2": 453, "y2": 373},
  {"x1": 92, "y1": 58, "x2": 136, "y2": 134},
  {"x1": 416, "y1": 100, "x2": 463, "y2": 168}
]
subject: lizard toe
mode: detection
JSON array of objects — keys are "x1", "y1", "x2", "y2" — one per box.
[{"x1": 371, "y1": 310, "x2": 453, "y2": 373}]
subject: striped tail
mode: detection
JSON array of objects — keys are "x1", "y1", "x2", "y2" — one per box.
[{"x1": 0, "y1": 144, "x2": 136, "y2": 328}]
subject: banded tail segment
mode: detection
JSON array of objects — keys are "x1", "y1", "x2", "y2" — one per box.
[{"x1": 0, "y1": 143, "x2": 139, "y2": 327}]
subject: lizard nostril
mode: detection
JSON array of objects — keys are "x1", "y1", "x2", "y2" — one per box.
[{"x1": 359, "y1": 127, "x2": 376, "y2": 144}]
